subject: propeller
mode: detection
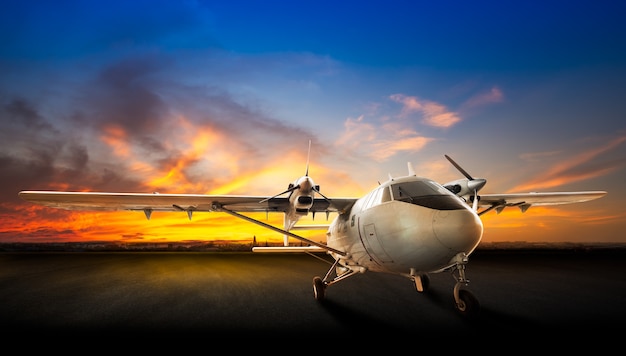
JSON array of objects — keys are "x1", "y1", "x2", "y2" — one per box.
[{"x1": 444, "y1": 155, "x2": 487, "y2": 211}]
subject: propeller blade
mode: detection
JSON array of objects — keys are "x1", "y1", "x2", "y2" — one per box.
[
  {"x1": 312, "y1": 186, "x2": 332, "y2": 202},
  {"x1": 444, "y1": 154, "x2": 473, "y2": 180},
  {"x1": 259, "y1": 184, "x2": 300, "y2": 203}
]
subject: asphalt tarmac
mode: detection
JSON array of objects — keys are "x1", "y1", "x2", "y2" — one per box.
[{"x1": 1, "y1": 249, "x2": 624, "y2": 342}]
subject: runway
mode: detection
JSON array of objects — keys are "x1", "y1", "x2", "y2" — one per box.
[{"x1": 1, "y1": 249, "x2": 624, "y2": 340}]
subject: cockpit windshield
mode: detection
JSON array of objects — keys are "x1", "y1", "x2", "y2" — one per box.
[{"x1": 390, "y1": 180, "x2": 468, "y2": 210}]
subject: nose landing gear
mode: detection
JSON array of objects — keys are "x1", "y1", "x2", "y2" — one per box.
[{"x1": 450, "y1": 252, "x2": 480, "y2": 316}]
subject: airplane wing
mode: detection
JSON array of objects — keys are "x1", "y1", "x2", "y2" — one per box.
[
  {"x1": 476, "y1": 191, "x2": 607, "y2": 214},
  {"x1": 17, "y1": 190, "x2": 357, "y2": 216}
]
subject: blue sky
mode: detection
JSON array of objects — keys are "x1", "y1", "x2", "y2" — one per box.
[{"x1": 1, "y1": 0, "x2": 625, "y2": 244}]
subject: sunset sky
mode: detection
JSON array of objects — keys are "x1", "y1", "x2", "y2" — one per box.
[{"x1": 1, "y1": 1, "x2": 625, "y2": 245}]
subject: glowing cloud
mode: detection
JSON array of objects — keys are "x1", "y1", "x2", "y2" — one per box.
[{"x1": 389, "y1": 94, "x2": 462, "y2": 128}]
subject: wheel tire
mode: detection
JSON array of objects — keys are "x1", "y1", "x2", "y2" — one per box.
[
  {"x1": 313, "y1": 276, "x2": 325, "y2": 301},
  {"x1": 455, "y1": 289, "x2": 480, "y2": 317}
]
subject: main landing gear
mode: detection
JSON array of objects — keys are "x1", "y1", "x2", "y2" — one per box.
[
  {"x1": 313, "y1": 276, "x2": 326, "y2": 300},
  {"x1": 312, "y1": 252, "x2": 480, "y2": 317},
  {"x1": 312, "y1": 256, "x2": 363, "y2": 301},
  {"x1": 407, "y1": 253, "x2": 481, "y2": 317}
]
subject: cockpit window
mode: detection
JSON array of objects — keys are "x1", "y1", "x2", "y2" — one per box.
[
  {"x1": 391, "y1": 180, "x2": 467, "y2": 210},
  {"x1": 391, "y1": 180, "x2": 449, "y2": 198}
]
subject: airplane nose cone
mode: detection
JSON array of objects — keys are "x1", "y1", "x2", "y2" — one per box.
[
  {"x1": 432, "y1": 209, "x2": 483, "y2": 252},
  {"x1": 298, "y1": 176, "x2": 315, "y2": 191}
]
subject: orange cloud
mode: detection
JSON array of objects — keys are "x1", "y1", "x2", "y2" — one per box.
[
  {"x1": 98, "y1": 114, "x2": 251, "y2": 194},
  {"x1": 100, "y1": 124, "x2": 131, "y2": 157},
  {"x1": 369, "y1": 136, "x2": 433, "y2": 161}
]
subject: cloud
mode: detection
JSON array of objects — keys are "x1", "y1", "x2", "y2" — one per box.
[
  {"x1": 331, "y1": 89, "x2": 504, "y2": 164},
  {"x1": 86, "y1": 56, "x2": 171, "y2": 136},
  {"x1": 0, "y1": 97, "x2": 122, "y2": 201},
  {"x1": 368, "y1": 136, "x2": 433, "y2": 161},
  {"x1": 4, "y1": 99, "x2": 55, "y2": 131},
  {"x1": 461, "y1": 86, "x2": 504, "y2": 110},
  {"x1": 334, "y1": 92, "x2": 474, "y2": 162},
  {"x1": 389, "y1": 94, "x2": 461, "y2": 128},
  {"x1": 335, "y1": 114, "x2": 435, "y2": 162},
  {"x1": 519, "y1": 150, "x2": 562, "y2": 163},
  {"x1": 0, "y1": 53, "x2": 330, "y2": 242},
  {"x1": 510, "y1": 135, "x2": 626, "y2": 191}
]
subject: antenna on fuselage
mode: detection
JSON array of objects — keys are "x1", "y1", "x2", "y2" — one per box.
[
  {"x1": 305, "y1": 139, "x2": 311, "y2": 176},
  {"x1": 306, "y1": 140, "x2": 332, "y2": 201},
  {"x1": 407, "y1": 162, "x2": 416, "y2": 176}
]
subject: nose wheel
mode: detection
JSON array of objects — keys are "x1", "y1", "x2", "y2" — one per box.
[{"x1": 454, "y1": 283, "x2": 479, "y2": 316}]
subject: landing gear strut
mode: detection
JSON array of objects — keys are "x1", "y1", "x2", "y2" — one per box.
[
  {"x1": 450, "y1": 252, "x2": 480, "y2": 316},
  {"x1": 410, "y1": 268, "x2": 431, "y2": 292},
  {"x1": 312, "y1": 255, "x2": 362, "y2": 301}
]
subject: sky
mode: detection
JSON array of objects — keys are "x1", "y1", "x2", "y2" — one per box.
[{"x1": 1, "y1": 0, "x2": 625, "y2": 245}]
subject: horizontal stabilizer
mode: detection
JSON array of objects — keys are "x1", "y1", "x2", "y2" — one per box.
[{"x1": 252, "y1": 246, "x2": 327, "y2": 253}]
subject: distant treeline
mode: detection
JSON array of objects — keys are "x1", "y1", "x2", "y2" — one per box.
[
  {"x1": 0, "y1": 240, "x2": 315, "y2": 252},
  {"x1": 0, "y1": 241, "x2": 624, "y2": 252}
]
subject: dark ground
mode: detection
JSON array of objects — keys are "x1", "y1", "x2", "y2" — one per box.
[{"x1": 0, "y1": 248, "x2": 624, "y2": 343}]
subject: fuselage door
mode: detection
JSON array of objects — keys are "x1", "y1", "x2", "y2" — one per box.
[{"x1": 362, "y1": 222, "x2": 393, "y2": 264}]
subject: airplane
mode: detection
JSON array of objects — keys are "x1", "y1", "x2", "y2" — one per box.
[
  {"x1": 259, "y1": 140, "x2": 332, "y2": 246},
  {"x1": 17, "y1": 154, "x2": 607, "y2": 316}
]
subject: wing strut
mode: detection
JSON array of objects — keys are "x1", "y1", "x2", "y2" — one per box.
[
  {"x1": 216, "y1": 205, "x2": 346, "y2": 256},
  {"x1": 477, "y1": 204, "x2": 499, "y2": 216}
]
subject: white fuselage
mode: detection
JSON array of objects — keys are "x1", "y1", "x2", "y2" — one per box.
[{"x1": 326, "y1": 176, "x2": 483, "y2": 275}]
